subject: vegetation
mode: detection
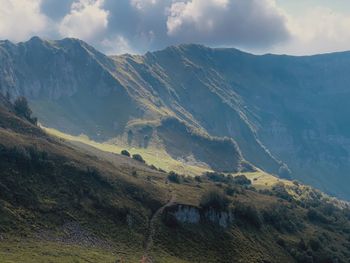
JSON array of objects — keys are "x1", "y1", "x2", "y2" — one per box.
[
  {"x1": 1, "y1": 95, "x2": 350, "y2": 262},
  {"x1": 167, "y1": 171, "x2": 182, "y2": 184},
  {"x1": 132, "y1": 153, "x2": 145, "y2": 163},
  {"x1": 234, "y1": 202, "x2": 262, "y2": 228},
  {"x1": 13, "y1": 96, "x2": 37, "y2": 125},
  {"x1": 121, "y1": 149, "x2": 131, "y2": 157},
  {"x1": 200, "y1": 190, "x2": 230, "y2": 211},
  {"x1": 232, "y1": 174, "x2": 251, "y2": 186}
]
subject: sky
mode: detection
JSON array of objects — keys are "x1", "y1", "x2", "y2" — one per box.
[{"x1": 1, "y1": 0, "x2": 350, "y2": 55}]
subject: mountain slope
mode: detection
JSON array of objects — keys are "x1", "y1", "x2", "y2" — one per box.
[
  {"x1": 0, "y1": 37, "x2": 249, "y2": 174},
  {"x1": 1, "y1": 94, "x2": 350, "y2": 262},
  {"x1": 1, "y1": 38, "x2": 350, "y2": 199}
]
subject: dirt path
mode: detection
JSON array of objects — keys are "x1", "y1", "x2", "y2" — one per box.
[{"x1": 141, "y1": 190, "x2": 176, "y2": 263}]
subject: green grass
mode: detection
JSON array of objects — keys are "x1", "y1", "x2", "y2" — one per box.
[
  {"x1": 43, "y1": 126, "x2": 210, "y2": 176},
  {"x1": 0, "y1": 240, "x2": 119, "y2": 263}
]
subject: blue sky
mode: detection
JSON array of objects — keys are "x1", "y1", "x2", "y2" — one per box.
[
  {"x1": 1, "y1": 0, "x2": 350, "y2": 55},
  {"x1": 277, "y1": 0, "x2": 350, "y2": 15}
]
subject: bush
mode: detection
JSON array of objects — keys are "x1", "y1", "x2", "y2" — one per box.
[
  {"x1": 194, "y1": 176, "x2": 202, "y2": 183},
  {"x1": 204, "y1": 172, "x2": 228, "y2": 183},
  {"x1": 225, "y1": 187, "x2": 236, "y2": 196},
  {"x1": 167, "y1": 171, "x2": 182, "y2": 184},
  {"x1": 200, "y1": 190, "x2": 230, "y2": 211},
  {"x1": 121, "y1": 150, "x2": 130, "y2": 157},
  {"x1": 13, "y1": 96, "x2": 37, "y2": 125},
  {"x1": 272, "y1": 182, "x2": 292, "y2": 201},
  {"x1": 262, "y1": 204, "x2": 301, "y2": 233},
  {"x1": 132, "y1": 154, "x2": 145, "y2": 163},
  {"x1": 234, "y1": 202, "x2": 262, "y2": 228},
  {"x1": 233, "y1": 175, "x2": 251, "y2": 186}
]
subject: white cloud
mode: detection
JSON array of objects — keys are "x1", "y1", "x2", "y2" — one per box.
[
  {"x1": 131, "y1": 0, "x2": 158, "y2": 11},
  {"x1": 273, "y1": 7, "x2": 350, "y2": 55},
  {"x1": 167, "y1": 0, "x2": 229, "y2": 35},
  {"x1": 0, "y1": 0, "x2": 49, "y2": 42},
  {"x1": 165, "y1": 0, "x2": 289, "y2": 48},
  {"x1": 59, "y1": 0, "x2": 109, "y2": 41},
  {"x1": 101, "y1": 35, "x2": 134, "y2": 54}
]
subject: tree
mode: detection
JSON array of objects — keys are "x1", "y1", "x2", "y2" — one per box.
[
  {"x1": 167, "y1": 171, "x2": 182, "y2": 184},
  {"x1": 132, "y1": 154, "x2": 145, "y2": 163},
  {"x1": 121, "y1": 150, "x2": 130, "y2": 157},
  {"x1": 233, "y1": 174, "x2": 251, "y2": 186},
  {"x1": 13, "y1": 96, "x2": 37, "y2": 125}
]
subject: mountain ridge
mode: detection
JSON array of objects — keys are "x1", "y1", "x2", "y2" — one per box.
[{"x1": 1, "y1": 37, "x2": 350, "y2": 199}]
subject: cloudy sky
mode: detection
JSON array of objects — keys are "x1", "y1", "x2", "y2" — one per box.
[{"x1": 1, "y1": 0, "x2": 350, "y2": 55}]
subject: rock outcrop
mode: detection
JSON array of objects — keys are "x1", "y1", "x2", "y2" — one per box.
[{"x1": 167, "y1": 204, "x2": 234, "y2": 228}]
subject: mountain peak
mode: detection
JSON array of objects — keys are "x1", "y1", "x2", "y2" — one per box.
[{"x1": 28, "y1": 36, "x2": 44, "y2": 43}]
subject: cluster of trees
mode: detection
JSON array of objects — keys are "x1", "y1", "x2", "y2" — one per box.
[
  {"x1": 13, "y1": 96, "x2": 37, "y2": 125},
  {"x1": 120, "y1": 150, "x2": 145, "y2": 163},
  {"x1": 203, "y1": 172, "x2": 251, "y2": 186}
]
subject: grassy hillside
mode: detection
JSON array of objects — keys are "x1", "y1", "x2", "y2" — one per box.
[{"x1": 1, "y1": 75, "x2": 350, "y2": 263}]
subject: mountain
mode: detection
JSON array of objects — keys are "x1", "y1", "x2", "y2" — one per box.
[
  {"x1": 1, "y1": 93, "x2": 350, "y2": 262},
  {"x1": 1, "y1": 37, "x2": 350, "y2": 200}
]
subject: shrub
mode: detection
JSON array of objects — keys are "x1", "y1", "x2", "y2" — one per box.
[
  {"x1": 204, "y1": 172, "x2": 228, "y2": 183},
  {"x1": 234, "y1": 202, "x2": 262, "y2": 228},
  {"x1": 132, "y1": 154, "x2": 145, "y2": 163},
  {"x1": 13, "y1": 96, "x2": 37, "y2": 125},
  {"x1": 167, "y1": 171, "x2": 182, "y2": 184},
  {"x1": 233, "y1": 175, "x2": 251, "y2": 186},
  {"x1": 194, "y1": 176, "x2": 202, "y2": 183},
  {"x1": 262, "y1": 204, "x2": 301, "y2": 233},
  {"x1": 272, "y1": 182, "x2": 292, "y2": 201},
  {"x1": 121, "y1": 150, "x2": 130, "y2": 157},
  {"x1": 200, "y1": 190, "x2": 230, "y2": 211}
]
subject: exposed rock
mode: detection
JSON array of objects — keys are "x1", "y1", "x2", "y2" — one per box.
[
  {"x1": 168, "y1": 204, "x2": 234, "y2": 228},
  {"x1": 174, "y1": 205, "x2": 200, "y2": 224},
  {"x1": 204, "y1": 208, "x2": 234, "y2": 228}
]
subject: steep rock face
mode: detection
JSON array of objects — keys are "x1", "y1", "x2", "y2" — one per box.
[
  {"x1": 173, "y1": 205, "x2": 200, "y2": 224},
  {"x1": 0, "y1": 37, "x2": 140, "y2": 139},
  {"x1": 157, "y1": 118, "x2": 244, "y2": 172}
]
